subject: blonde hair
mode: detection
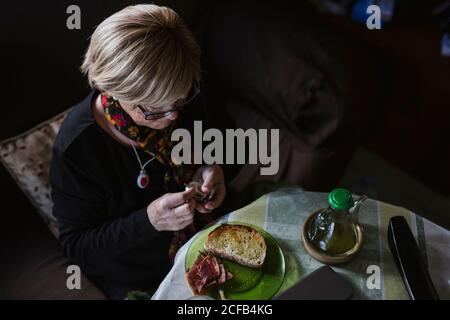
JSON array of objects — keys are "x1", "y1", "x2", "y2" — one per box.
[{"x1": 81, "y1": 4, "x2": 201, "y2": 107}]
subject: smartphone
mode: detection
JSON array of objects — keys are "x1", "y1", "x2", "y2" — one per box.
[{"x1": 274, "y1": 266, "x2": 352, "y2": 300}]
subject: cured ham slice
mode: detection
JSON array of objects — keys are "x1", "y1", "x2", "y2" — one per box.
[
  {"x1": 186, "y1": 252, "x2": 233, "y2": 295},
  {"x1": 217, "y1": 263, "x2": 226, "y2": 285}
]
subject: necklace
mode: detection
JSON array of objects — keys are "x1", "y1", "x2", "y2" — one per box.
[{"x1": 131, "y1": 145, "x2": 157, "y2": 189}]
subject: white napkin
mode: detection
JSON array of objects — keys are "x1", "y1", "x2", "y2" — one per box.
[{"x1": 152, "y1": 237, "x2": 195, "y2": 300}]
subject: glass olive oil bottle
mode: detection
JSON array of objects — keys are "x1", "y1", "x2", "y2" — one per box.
[{"x1": 307, "y1": 188, "x2": 366, "y2": 256}]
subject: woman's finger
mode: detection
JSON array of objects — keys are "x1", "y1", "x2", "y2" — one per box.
[
  {"x1": 177, "y1": 216, "x2": 194, "y2": 230},
  {"x1": 195, "y1": 203, "x2": 213, "y2": 214},
  {"x1": 201, "y1": 167, "x2": 220, "y2": 193},
  {"x1": 162, "y1": 213, "x2": 193, "y2": 231},
  {"x1": 172, "y1": 200, "x2": 195, "y2": 218},
  {"x1": 162, "y1": 188, "x2": 195, "y2": 209},
  {"x1": 204, "y1": 184, "x2": 225, "y2": 210},
  {"x1": 167, "y1": 214, "x2": 193, "y2": 231}
]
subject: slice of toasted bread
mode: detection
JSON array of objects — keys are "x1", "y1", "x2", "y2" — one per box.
[{"x1": 204, "y1": 225, "x2": 267, "y2": 268}]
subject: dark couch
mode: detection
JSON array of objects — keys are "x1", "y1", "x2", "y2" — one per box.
[
  {"x1": 1, "y1": 0, "x2": 380, "y2": 299},
  {"x1": 203, "y1": 1, "x2": 380, "y2": 194}
]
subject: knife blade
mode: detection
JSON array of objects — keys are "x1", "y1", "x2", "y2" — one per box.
[{"x1": 387, "y1": 216, "x2": 440, "y2": 300}]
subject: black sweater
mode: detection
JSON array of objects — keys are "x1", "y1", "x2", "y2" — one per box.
[{"x1": 50, "y1": 90, "x2": 216, "y2": 299}]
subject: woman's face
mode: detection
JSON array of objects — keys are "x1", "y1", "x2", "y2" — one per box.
[{"x1": 118, "y1": 99, "x2": 184, "y2": 130}]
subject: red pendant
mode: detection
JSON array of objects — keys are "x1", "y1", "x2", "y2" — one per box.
[{"x1": 137, "y1": 170, "x2": 149, "y2": 189}]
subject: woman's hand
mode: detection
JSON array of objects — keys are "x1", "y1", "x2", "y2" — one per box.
[
  {"x1": 192, "y1": 165, "x2": 226, "y2": 214},
  {"x1": 147, "y1": 188, "x2": 197, "y2": 231}
]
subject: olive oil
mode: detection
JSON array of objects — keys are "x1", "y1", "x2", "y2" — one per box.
[{"x1": 306, "y1": 188, "x2": 367, "y2": 259}]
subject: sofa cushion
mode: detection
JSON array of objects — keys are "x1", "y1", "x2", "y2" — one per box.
[{"x1": 0, "y1": 110, "x2": 69, "y2": 237}]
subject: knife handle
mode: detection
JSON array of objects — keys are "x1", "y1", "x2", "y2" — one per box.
[{"x1": 387, "y1": 216, "x2": 440, "y2": 300}]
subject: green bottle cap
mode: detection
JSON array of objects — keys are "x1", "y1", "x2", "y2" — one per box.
[{"x1": 328, "y1": 188, "x2": 353, "y2": 211}]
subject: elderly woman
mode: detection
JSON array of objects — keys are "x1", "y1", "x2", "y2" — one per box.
[{"x1": 50, "y1": 4, "x2": 226, "y2": 299}]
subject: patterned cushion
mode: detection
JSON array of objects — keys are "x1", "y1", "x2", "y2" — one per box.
[{"x1": 0, "y1": 110, "x2": 69, "y2": 238}]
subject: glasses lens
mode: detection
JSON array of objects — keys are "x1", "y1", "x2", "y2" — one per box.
[
  {"x1": 145, "y1": 113, "x2": 168, "y2": 120},
  {"x1": 140, "y1": 83, "x2": 199, "y2": 120}
]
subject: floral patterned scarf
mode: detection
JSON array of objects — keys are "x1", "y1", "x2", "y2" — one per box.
[{"x1": 100, "y1": 94, "x2": 196, "y2": 261}]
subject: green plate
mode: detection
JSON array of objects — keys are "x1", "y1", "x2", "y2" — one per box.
[{"x1": 185, "y1": 223, "x2": 285, "y2": 300}]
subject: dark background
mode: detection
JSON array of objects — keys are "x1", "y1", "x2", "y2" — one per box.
[
  {"x1": 0, "y1": 0, "x2": 449, "y2": 299},
  {"x1": 2, "y1": 1, "x2": 449, "y2": 194}
]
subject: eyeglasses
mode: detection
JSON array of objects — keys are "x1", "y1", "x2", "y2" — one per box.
[{"x1": 137, "y1": 82, "x2": 200, "y2": 120}]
